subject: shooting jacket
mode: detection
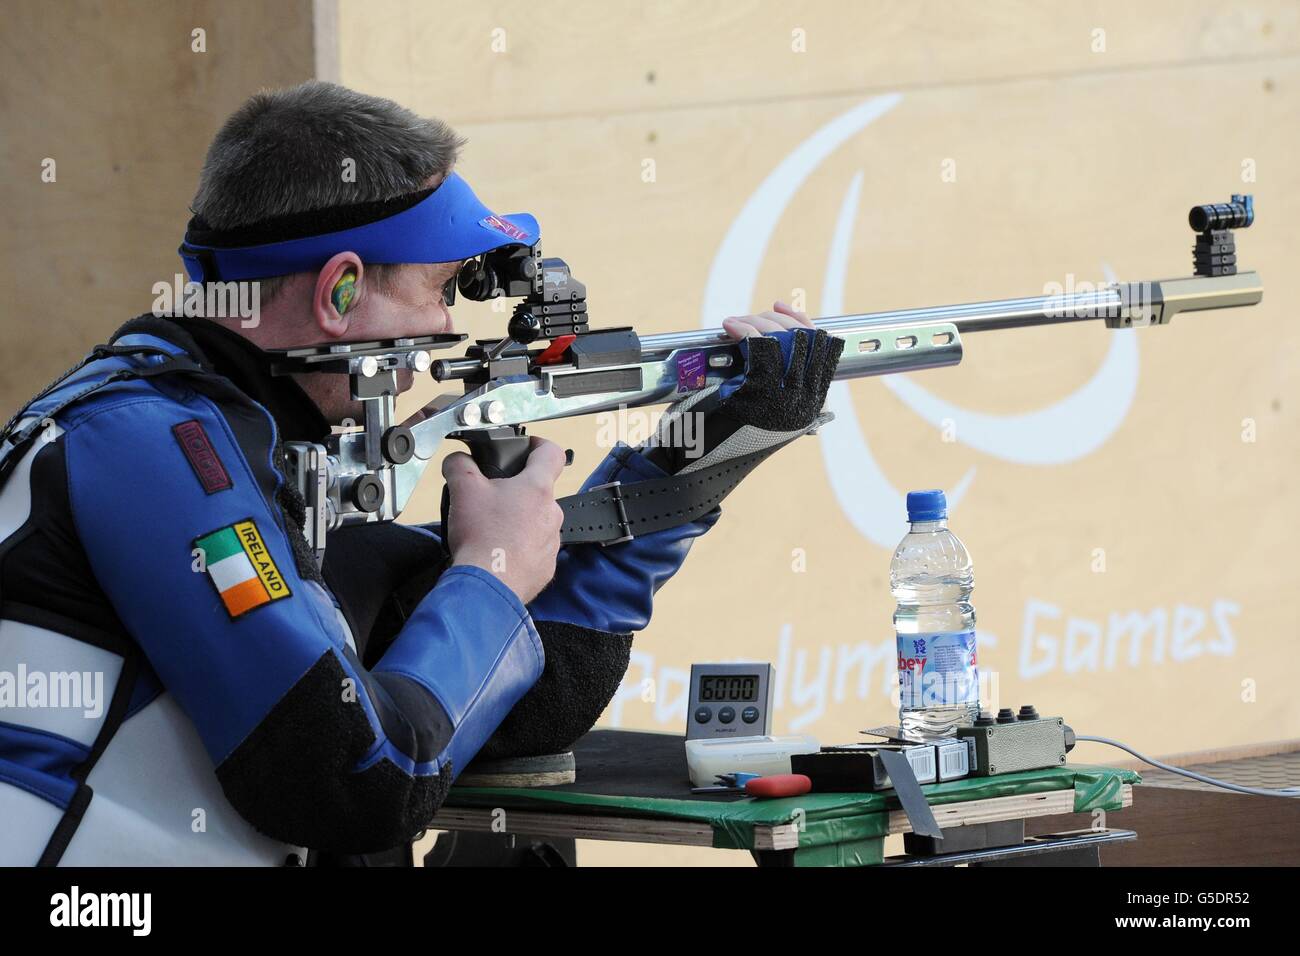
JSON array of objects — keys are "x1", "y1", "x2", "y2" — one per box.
[{"x1": 0, "y1": 315, "x2": 718, "y2": 865}]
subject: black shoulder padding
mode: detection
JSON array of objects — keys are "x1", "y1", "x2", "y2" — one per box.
[
  {"x1": 476, "y1": 621, "x2": 633, "y2": 761},
  {"x1": 216, "y1": 650, "x2": 450, "y2": 854}
]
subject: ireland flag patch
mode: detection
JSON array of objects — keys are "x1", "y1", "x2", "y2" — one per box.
[{"x1": 194, "y1": 519, "x2": 292, "y2": 618}]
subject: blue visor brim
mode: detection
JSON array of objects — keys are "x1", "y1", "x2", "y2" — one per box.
[{"x1": 180, "y1": 172, "x2": 539, "y2": 283}]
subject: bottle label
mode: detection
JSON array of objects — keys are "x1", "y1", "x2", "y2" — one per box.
[{"x1": 897, "y1": 630, "x2": 979, "y2": 709}]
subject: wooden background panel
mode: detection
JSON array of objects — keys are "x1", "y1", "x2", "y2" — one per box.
[
  {"x1": 0, "y1": 0, "x2": 316, "y2": 411},
  {"x1": 341, "y1": 0, "x2": 1300, "y2": 124},
  {"x1": 384, "y1": 50, "x2": 1300, "y2": 764}
]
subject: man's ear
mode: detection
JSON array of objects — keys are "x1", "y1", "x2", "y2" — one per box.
[{"x1": 312, "y1": 252, "x2": 365, "y2": 340}]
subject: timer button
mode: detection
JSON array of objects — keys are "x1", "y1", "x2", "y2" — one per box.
[
  {"x1": 718, "y1": 707, "x2": 736, "y2": 724},
  {"x1": 694, "y1": 707, "x2": 713, "y2": 724},
  {"x1": 741, "y1": 706, "x2": 760, "y2": 724}
]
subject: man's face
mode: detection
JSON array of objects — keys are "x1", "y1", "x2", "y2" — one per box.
[
  {"x1": 362, "y1": 259, "x2": 462, "y2": 394},
  {"x1": 288, "y1": 258, "x2": 464, "y2": 426}
]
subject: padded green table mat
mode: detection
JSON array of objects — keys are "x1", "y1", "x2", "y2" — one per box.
[{"x1": 446, "y1": 730, "x2": 1140, "y2": 863}]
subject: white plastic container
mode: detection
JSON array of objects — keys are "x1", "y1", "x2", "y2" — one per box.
[{"x1": 685, "y1": 734, "x2": 820, "y2": 788}]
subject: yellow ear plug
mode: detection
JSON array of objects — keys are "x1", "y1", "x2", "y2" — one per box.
[{"x1": 332, "y1": 271, "x2": 357, "y2": 314}]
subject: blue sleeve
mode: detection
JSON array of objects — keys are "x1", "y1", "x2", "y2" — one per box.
[
  {"x1": 528, "y1": 442, "x2": 721, "y2": 634},
  {"x1": 64, "y1": 391, "x2": 542, "y2": 853}
]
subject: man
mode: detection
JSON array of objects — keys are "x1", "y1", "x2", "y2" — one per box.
[{"x1": 0, "y1": 82, "x2": 840, "y2": 865}]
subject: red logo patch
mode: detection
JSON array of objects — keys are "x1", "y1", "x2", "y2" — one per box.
[
  {"x1": 173, "y1": 420, "x2": 232, "y2": 494},
  {"x1": 479, "y1": 214, "x2": 529, "y2": 242}
]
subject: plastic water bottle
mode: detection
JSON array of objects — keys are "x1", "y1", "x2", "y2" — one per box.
[{"x1": 892, "y1": 489, "x2": 980, "y2": 739}]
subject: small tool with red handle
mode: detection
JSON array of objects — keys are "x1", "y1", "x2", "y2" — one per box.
[{"x1": 743, "y1": 774, "x2": 812, "y2": 799}]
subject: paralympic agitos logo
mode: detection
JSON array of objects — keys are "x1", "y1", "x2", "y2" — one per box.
[{"x1": 702, "y1": 94, "x2": 1139, "y2": 549}]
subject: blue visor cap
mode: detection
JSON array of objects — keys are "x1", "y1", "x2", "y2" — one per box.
[{"x1": 179, "y1": 172, "x2": 540, "y2": 283}]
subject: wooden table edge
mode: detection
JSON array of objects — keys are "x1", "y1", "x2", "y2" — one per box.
[{"x1": 430, "y1": 783, "x2": 1133, "y2": 853}]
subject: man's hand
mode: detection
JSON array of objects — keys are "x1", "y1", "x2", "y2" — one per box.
[
  {"x1": 721, "y1": 300, "x2": 815, "y2": 339},
  {"x1": 441, "y1": 437, "x2": 566, "y2": 603},
  {"x1": 717, "y1": 298, "x2": 843, "y2": 435},
  {"x1": 643, "y1": 299, "x2": 842, "y2": 475}
]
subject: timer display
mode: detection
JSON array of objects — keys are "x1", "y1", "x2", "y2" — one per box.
[
  {"x1": 686, "y1": 663, "x2": 774, "y2": 740},
  {"x1": 698, "y1": 675, "x2": 758, "y2": 702}
]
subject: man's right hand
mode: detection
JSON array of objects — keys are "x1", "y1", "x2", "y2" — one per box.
[{"x1": 441, "y1": 437, "x2": 567, "y2": 603}]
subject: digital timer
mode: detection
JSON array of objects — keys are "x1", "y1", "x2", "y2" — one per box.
[{"x1": 686, "y1": 663, "x2": 774, "y2": 740}]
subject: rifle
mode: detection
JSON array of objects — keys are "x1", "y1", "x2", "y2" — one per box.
[{"x1": 274, "y1": 196, "x2": 1261, "y2": 562}]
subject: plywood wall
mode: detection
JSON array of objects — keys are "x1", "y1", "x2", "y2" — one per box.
[{"x1": 0, "y1": 0, "x2": 317, "y2": 408}]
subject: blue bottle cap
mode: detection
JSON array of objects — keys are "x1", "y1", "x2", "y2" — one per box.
[{"x1": 906, "y1": 489, "x2": 947, "y2": 522}]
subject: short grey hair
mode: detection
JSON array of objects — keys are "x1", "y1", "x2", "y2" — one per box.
[{"x1": 191, "y1": 81, "x2": 466, "y2": 298}]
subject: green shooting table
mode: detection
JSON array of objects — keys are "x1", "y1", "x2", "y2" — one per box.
[{"x1": 431, "y1": 730, "x2": 1140, "y2": 867}]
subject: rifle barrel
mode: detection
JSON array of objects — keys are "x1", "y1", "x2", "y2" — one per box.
[{"x1": 639, "y1": 271, "x2": 1262, "y2": 353}]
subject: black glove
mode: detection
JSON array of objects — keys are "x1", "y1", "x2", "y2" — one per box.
[{"x1": 645, "y1": 327, "x2": 843, "y2": 475}]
